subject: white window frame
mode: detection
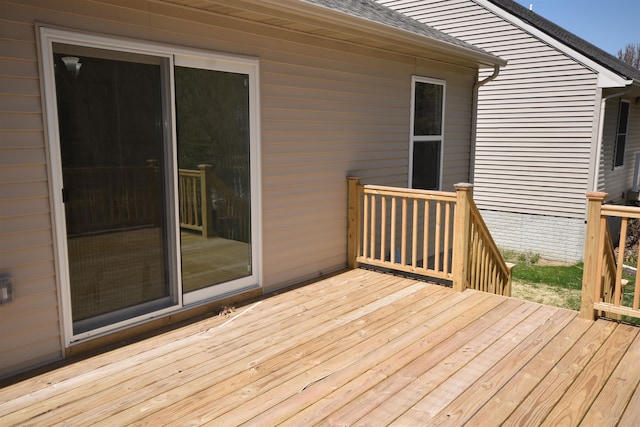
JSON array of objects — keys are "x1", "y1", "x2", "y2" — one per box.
[
  {"x1": 39, "y1": 27, "x2": 262, "y2": 346},
  {"x1": 613, "y1": 99, "x2": 630, "y2": 169},
  {"x1": 409, "y1": 76, "x2": 445, "y2": 190}
]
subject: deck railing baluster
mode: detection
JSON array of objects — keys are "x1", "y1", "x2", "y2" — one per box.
[
  {"x1": 362, "y1": 192, "x2": 369, "y2": 260},
  {"x1": 412, "y1": 199, "x2": 418, "y2": 268},
  {"x1": 443, "y1": 201, "x2": 451, "y2": 275},
  {"x1": 434, "y1": 200, "x2": 442, "y2": 274},
  {"x1": 401, "y1": 197, "x2": 407, "y2": 265},
  {"x1": 391, "y1": 195, "x2": 396, "y2": 263},
  {"x1": 381, "y1": 195, "x2": 387, "y2": 263},
  {"x1": 346, "y1": 178, "x2": 511, "y2": 296},
  {"x1": 370, "y1": 195, "x2": 376, "y2": 261},
  {"x1": 423, "y1": 200, "x2": 429, "y2": 269}
]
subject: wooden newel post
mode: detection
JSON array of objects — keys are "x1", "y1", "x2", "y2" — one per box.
[
  {"x1": 505, "y1": 262, "x2": 515, "y2": 297},
  {"x1": 198, "y1": 164, "x2": 213, "y2": 237},
  {"x1": 580, "y1": 191, "x2": 607, "y2": 320},
  {"x1": 452, "y1": 183, "x2": 473, "y2": 293},
  {"x1": 347, "y1": 177, "x2": 362, "y2": 269}
]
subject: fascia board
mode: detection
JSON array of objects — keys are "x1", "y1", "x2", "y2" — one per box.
[{"x1": 598, "y1": 74, "x2": 633, "y2": 88}]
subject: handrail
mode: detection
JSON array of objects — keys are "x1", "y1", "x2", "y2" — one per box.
[
  {"x1": 347, "y1": 178, "x2": 512, "y2": 296},
  {"x1": 359, "y1": 184, "x2": 457, "y2": 203},
  {"x1": 581, "y1": 192, "x2": 640, "y2": 320}
]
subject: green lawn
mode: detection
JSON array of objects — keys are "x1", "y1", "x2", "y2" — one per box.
[
  {"x1": 512, "y1": 262, "x2": 584, "y2": 291},
  {"x1": 510, "y1": 263, "x2": 583, "y2": 311},
  {"x1": 505, "y1": 254, "x2": 638, "y2": 324}
]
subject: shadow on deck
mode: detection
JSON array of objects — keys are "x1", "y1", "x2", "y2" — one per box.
[{"x1": 1, "y1": 269, "x2": 639, "y2": 425}]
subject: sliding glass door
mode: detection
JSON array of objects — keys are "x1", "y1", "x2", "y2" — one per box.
[
  {"x1": 175, "y1": 65, "x2": 253, "y2": 299},
  {"x1": 53, "y1": 44, "x2": 176, "y2": 334},
  {"x1": 41, "y1": 28, "x2": 260, "y2": 343}
]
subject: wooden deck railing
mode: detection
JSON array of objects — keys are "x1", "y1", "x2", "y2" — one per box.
[
  {"x1": 178, "y1": 165, "x2": 213, "y2": 236},
  {"x1": 467, "y1": 195, "x2": 514, "y2": 296},
  {"x1": 581, "y1": 192, "x2": 639, "y2": 320},
  {"x1": 601, "y1": 221, "x2": 628, "y2": 312},
  {"x1": 347, "y1": 178, "x2": 513, "y2": 296},
  {"x1": 63, "y1": 162, "x2": 247, "y2": 241},
  {"x1": 178, "y1": 165, "x2": 250, "y2": 242},
  {"x1": 62, "y1": 164, "x2": 160, "y2": 235}
]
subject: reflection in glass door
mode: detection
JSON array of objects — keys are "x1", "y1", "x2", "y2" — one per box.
[
  {"x1": 53, "y1": 44, "x2": 175, "y2": 334},
  {"x1": 175, "y1": 66, "x2": 253, "y2": 295}
]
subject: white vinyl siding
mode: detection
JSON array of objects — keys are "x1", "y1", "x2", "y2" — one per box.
[
  {"x1": 0, "y1": 0, "x2": 479, "y2": 376},
  {"x1": 377, "y1": 0, "x2": 599, "y2": 219},
  {"x1": 600, "y1": 97, "x2": 640, "y2": 199}
]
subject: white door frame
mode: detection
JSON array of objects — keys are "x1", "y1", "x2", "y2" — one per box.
[{"x1": 39, "y1": 26, "x2": 262, "y2": 346}]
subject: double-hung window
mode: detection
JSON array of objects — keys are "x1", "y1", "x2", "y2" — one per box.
[
  {"x1": 410, "y1": 76, "x2": 445, "y2": 190},
  {"x1": 613, "y1": 100, "x2": 630, "y2": 168}
]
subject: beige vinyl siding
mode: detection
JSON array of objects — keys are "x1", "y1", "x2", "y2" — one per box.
[
  {"x1": 262, "y1": 57, "x2": 475, "y2": 287},
  {"x1": 600, "y1": 97, "x2": 640, "y2": 199},
  {"x1": 0, "y1": 7, "x2": 62, "y2": 377},
  {"x1": 259, "y1": 55, "x2": 409, "y2": 287},
  {"x1": 0, "y1": 0, "x2": 479, "y2": 376},
  {"x1": 377, "y1": 0, "x2": 599, "y2": 219}
]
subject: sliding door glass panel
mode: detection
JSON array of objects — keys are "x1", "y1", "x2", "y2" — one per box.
[
  {"x1": 175, "y1": 67, "x2": 252, "y2": 293},
  {"x1": 53, "y1": 44, "x2": 175, "y2": 334}
]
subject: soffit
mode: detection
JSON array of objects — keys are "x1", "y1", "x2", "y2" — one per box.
[{"x1": 158, "y1": 0, "x2": 505, "y2": 68}]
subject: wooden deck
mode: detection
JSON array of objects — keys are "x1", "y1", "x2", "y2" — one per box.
[{"x1": 1, "y1": 269, "x2": 639, "y2": 426}]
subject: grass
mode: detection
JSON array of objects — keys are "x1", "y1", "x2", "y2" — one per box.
[
  {"x1": 503, "y1": 250, "x2": 639, "y2": 323},
  {"x1": 502, "y1": 250, "x2": 583, "y2": 310},
  {"x1": 510, "y1": 263, "x2": 584, "y2": 311},
  {"x1": 512, "y1": 263, "x2": 584, "y2": 291}
]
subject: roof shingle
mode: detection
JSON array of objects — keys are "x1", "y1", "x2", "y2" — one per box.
[
  {"x1": 304, "y1": 0, "x2": 501, "y2": 61},
  {"x1": 487, "y1": 0, "x2": 640, "y2": 82}
]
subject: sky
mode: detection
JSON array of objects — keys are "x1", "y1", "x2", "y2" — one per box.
[{"x1": 513, "y1": 0, "x2": 640, "y2": 56}]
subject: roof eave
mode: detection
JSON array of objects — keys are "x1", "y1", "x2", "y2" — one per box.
[
  {"x1": 598, "y1": 74, "x2": 635, "y2": 89},
  {"x1": 363, "y1": 20, "x2": 507, "y2": 67},
  {"x1": 265, "y1": 0, "x2": 506, "y2": 68}
]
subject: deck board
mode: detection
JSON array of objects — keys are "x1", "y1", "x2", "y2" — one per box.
[
  {"x1": 240, "y1": 292, "x2": 502, "y2": 426},
  {"x1": 425, "y1": 306, "x2": 578, "y2": 425},
  {"x1": 390, "y1": 305, "x2": 568, "y2": 425},
  {"x1": 289, "y1": 298, "x2": 528, "y2": 426},
  {"x1": 465, "y1": 316, "x2": 593, "y2": 426},
  {"x1": 504, "y1": 318, "x2": 618, "y2": 426},
  {"x1": 582, "y1": 329, "x2": 640, "y2": 425},
  {"x1": 320, "y1": 297, "x2": 533, "y2": 426},
  {"x1": 1, "y1": 269, "x2": 639, "y2": 426},
  {"x1": 542, "y1": 323, "x2": 639, "y2": 426},
  {"x1": 619, "y1": 376, "x2": 640, "y2": 426}
]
